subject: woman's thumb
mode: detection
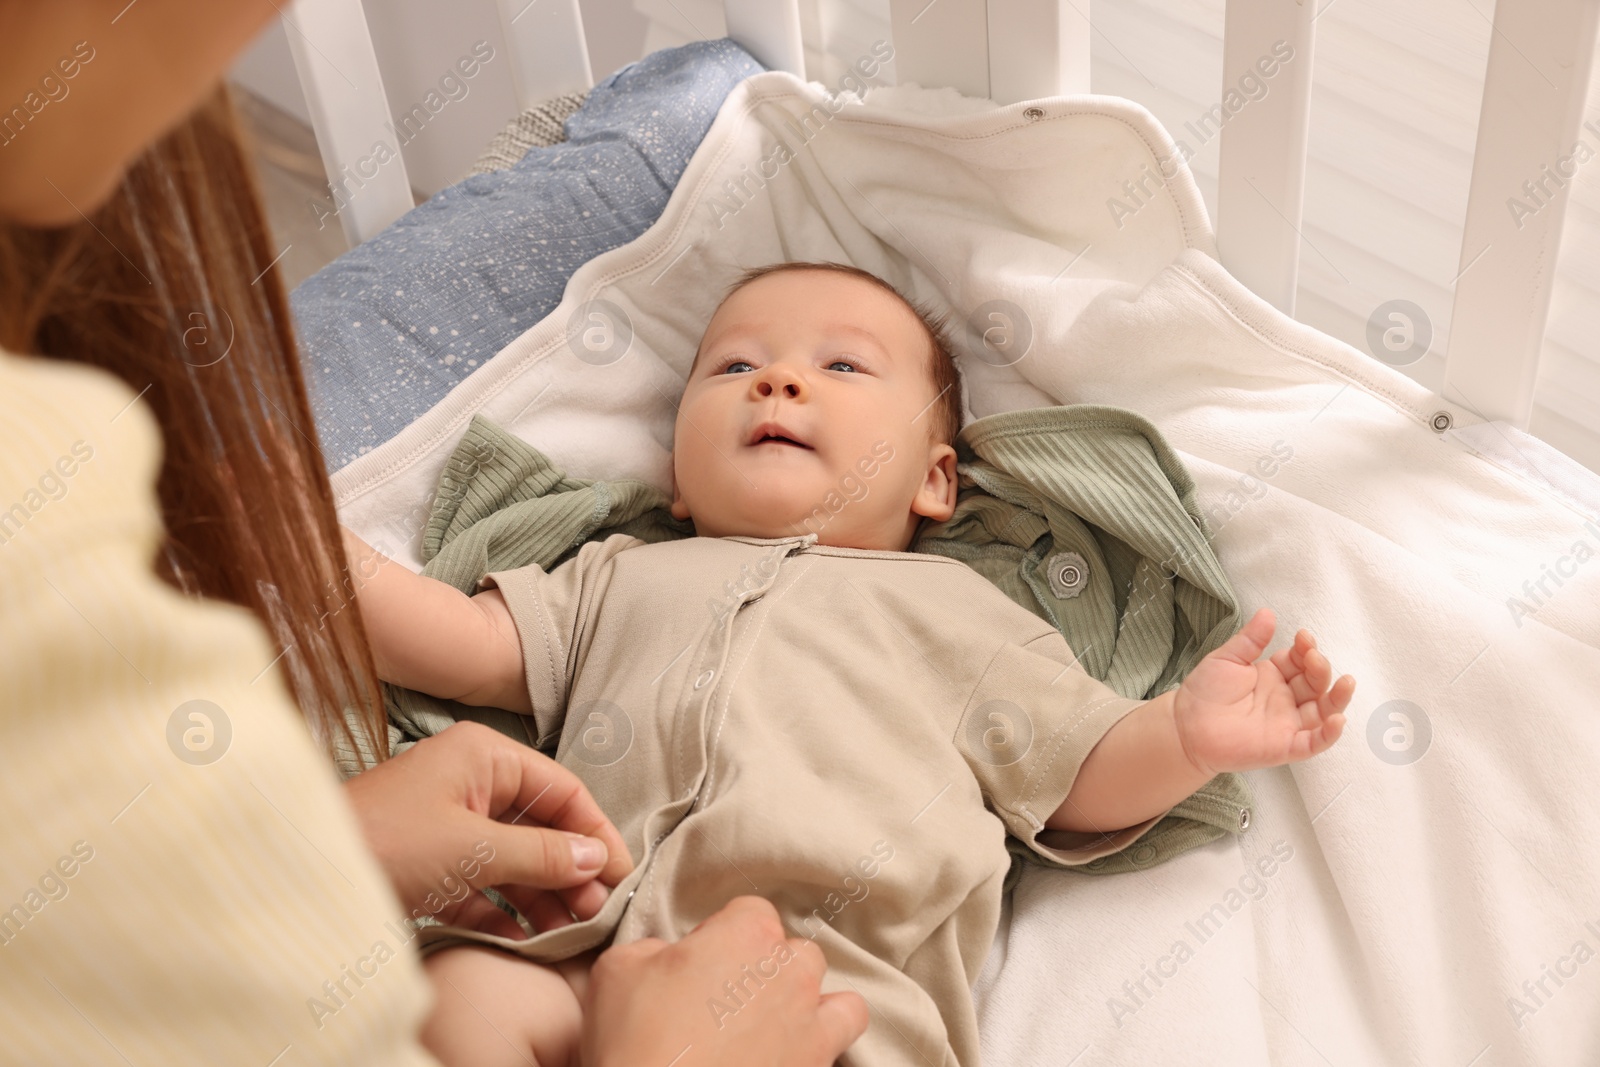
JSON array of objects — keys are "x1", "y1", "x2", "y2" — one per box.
[{"x1": 476, "y1": 823, "x2": 610, "y2": 891}]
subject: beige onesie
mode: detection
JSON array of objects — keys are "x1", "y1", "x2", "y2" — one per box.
[{"x1": 457, "y1": 530, "x2": 1174, "y2": 1066}]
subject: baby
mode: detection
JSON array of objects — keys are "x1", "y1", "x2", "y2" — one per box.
[{"x1": 344, "y1": 262, "x2": 1355, "y2": 1067}]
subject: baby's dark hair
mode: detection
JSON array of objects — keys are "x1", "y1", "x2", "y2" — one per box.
[{"x1": 707, "y1": 261, "x2": 964, "y2": 447}]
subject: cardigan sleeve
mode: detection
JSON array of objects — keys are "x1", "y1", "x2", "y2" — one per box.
[{"x1": 0, "y1": 349, "x2": 440, "y2": 1066}]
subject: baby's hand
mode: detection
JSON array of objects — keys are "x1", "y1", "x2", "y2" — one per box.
[{"x1": 1173, "y1": 608, "x2": 1355, "y2": 778}]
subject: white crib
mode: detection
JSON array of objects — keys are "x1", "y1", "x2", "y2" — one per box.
[
  {"x1": 280, "y1": 0, "x2": 1599, "y2": 436},
  {"x1": 291, "y1": 3, "x2": 1600, "y2": 1063}
]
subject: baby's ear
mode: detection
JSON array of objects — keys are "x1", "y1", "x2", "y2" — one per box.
[
  {"x1": 668, "y1": 454, "x2": 692, "y2": 521},
  {"x1": 911, "y1": 444, "x2": 959, "y2": 523}
]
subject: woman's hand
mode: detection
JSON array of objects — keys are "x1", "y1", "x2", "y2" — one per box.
[
  {"x1": 580, "y1": 896, "x2": 869, "y2": 1067},
  {"x1": 1173, "y1": 607, "x2": 1355, "y2": 777},
  {"x1": 344, "y1": 721, "x2": 633, "y2": 937}
]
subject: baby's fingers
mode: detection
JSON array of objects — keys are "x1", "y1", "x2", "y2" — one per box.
[
  {"x1": 1321, "y1": 674, "x2": 1357, "y2": 717},
  {"x1": 1272, "y1": 633, "x2": 1321, "y2": 704},
  {"x1": 1270, "y1": 629, "x2": 1315, "y2": 673},
  {"x1": 1301, "y1": 640, "x2": 1334, "y2": 690},
  {"x1": 1290, "y1": 707, "x2": 1347, "y2": 762},
  {"x1": 1312, "y1": 711, "x2": 1347, "y2": 754},
  {"x1": 1269, "y1": 645, "x2": 1298, "y2": 683}
]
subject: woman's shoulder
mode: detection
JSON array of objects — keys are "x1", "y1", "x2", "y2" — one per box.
[
  {"x1": 0, "y1": 347, "x2": 166, "y2": 567},
  {"x1": 0, "y1": 344, "x2": 155, "y2": 426},
  {"x1": 0, "y1": 346, "x2": 163, "y2": 555}
]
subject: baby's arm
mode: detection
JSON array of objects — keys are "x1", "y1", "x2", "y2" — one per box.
[
  {"x1": 1047, "y1": 608, "x2": 1354, "y2": 834},
  {"x1": 340, "y1": 527, "x2": 531, "y2": 713}
]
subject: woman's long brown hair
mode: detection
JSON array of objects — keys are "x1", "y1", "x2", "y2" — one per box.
[{"x1": 0, "y1": 87, "x2": 387, "y2": 763}]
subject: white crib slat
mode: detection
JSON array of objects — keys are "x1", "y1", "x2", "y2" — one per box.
[
  {"x1": 723, "y1": 0, "x2": 806, "y2": 77},
  {"x1": 493, "y1": 0, "x2": 594, "y2": 108},
  {"x1": 280, "y1": 0, "x2": 415, "y2": 248},
  {"x1": 1213, "y1": 0, "x2": 1316, "y2": 315},
  {"x1": 880, "y1": 0, "x2": 1085, "y2": 104},
  {"x1": 988, "y1": 0, "x2": 1090, "y2": 104},
  {"x1": 888, "y1": 0, "x2": 989, "y2": 99},
  {"x1": 1444, "y1": 0, "x2": 1600, "y2": 429}
]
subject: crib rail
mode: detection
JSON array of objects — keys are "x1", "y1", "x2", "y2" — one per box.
[
  {"x1": 887, "y1": 0, "x2": 1092, "y2": 102},
  {"x1": 282, "y1": 0, "x2": 1599, "y2": 430},
  {"x1": 280, "y1": 0, "x2": 414, "y2": 252},
  {"x1": 1444, "y1": 0, "x2": 1599, "y2": 429},
  {"x1": 1212, "y1": 0, "x2": 1315, "y2": 318},
  {"x1": 494, "y1": 0, "x2": 593, "y2": 112}
]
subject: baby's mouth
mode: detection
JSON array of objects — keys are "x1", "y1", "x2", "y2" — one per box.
[{"x1": 748, "y1": 421, "x2": 814, "y2": 450}]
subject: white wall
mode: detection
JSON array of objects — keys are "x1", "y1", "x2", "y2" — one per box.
[{"x1": 232, "y1": 17, "x2": 314, "y2": 126}]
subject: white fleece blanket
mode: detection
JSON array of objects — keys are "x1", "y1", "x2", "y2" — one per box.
[{"x1": 332, "y1": 72, "x2": 1600, "y2": 1066}]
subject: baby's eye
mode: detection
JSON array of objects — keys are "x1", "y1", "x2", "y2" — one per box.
[
  {"x1": 719, "y1": 359, "x2": 755, "y2": 374},
  {"x1": 827, "y1": 359, "x2": 859, "y2": 373}
]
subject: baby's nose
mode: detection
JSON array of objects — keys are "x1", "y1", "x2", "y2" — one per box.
[{"x1": 754, "y1": 365, "x2": 805, "y2": 398}]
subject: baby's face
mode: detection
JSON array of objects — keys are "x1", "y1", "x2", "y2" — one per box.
[{"x1": 670, "y1": 270, "x2": 958, "y2": 551}]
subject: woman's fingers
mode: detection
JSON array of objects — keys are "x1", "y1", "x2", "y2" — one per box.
[
  {"x1": 560, "y1": 878, "x2": 611, "y2": 921},
  {"x1": 466, "y1": 726, "x2": 634, "y2": 887},
  {"x1": 468, "y1": 877, "x2": 616, "y2": 937},
  {"x1": 346, "y1": 723, "x2": 631, "y2": 925},
  {"x1": 450, "y1": 891, "x2": 527, "y2": 939},
  {"x1": 581, "y1": 899, "x2": 868, "y2": 1065},
  {"x1": 495, "y1": 884, "x2": 577, "y2": 934},
  {"x1": 475, "y1": 823, "x2": 616, "y2": 893},
  {"x1": 815, "y1": 991, "x2": 871, "y2": 1057}
]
